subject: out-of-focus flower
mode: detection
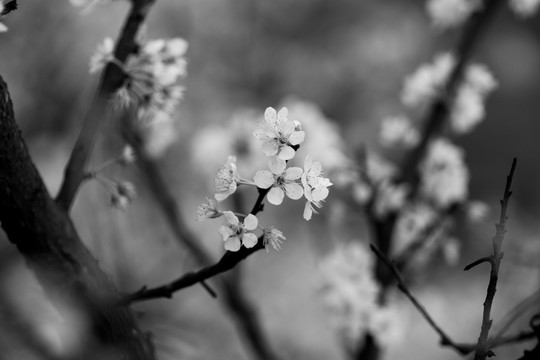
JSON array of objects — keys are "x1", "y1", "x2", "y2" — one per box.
[
  {"x1": 318, "y1": 242, "x2": 395, "y2": 349},
  {"x1": 135, "y1": 108, "x2": 178, "y2": 159},
  {"x1": 450, "y1": 64, "x2": 497, "y2": 134},
  {"x1": 118, "y1": 145, "x2": 136, "y2": 165},
  {"x1": 510, "y1": 0, "x2": 540, "y2": 17},
  {"x1": 281, "y1": 98, "x2": 350, "y2": 172},
  {"x1": 465, "y1": 200, "x2": 489, "y2": 222},
  {"x1": 70, "y1": 0, "x2": 105, "y2": 13},
  {"x1": 401, "y1": 52, "x2": 456, "y2": 108},
  {"x1": 379, "y1": 115, "x2": 420, "y2": 148},
  {"x1": 373, "y1": 180, "x2": 409, "y2": 218},
  {"x1": 426, "y1": 0, "x2": 481, "y2": 29},
  {"x1": 441, "y1": 237, "x2": 461, "y2": 265},
  {"x1": 254, "y1": 158, "x2": 304, "y2": 205},
  {"x1": 111, "y1": 181, "x2": 136, "y2": 211},
  {"x1": 197, "y1": 197, "x2": 223, "y2": 221},
  {"x1": 89, "y1": 37, "x2": 114, "y2": 73},
  {"x1": 262, "y1": 227, "x2": 286, "y2": 251},
  {"x1": 0, "y1": 2, "x2": 8, "y2": 32},
  {"x1": 392, "y1": 203, "x2": 437, "y2": 254},
  {"x1": 191, "y1": 109, "x2": 267, "y2": 177},
  {"x1": 254, "y1": 107, "x2": 305, "y2": 161},
  {"x1": 364, "y1": 151, "x2": 397, "y2": 184},
  {"x1": 301, "y1": 156, "x2": 332, "y2": 220},
  {"x1": 420, "y1": 138, "x2": 469, "y2": 208},
  {"x1": 218, "y1": 211, "x2": 259, "y2": 251}
]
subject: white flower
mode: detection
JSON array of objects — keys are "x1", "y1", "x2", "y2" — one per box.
[
  {"x1": 301, "y1": 156, "x2": 332, "y2": 220},
  {"x1": 441, "y1": 237, "x2": 461, "y2": 266},
  {"x1": 420, "y1": 138, "x2": 469, "y2": 208},
  {"x1": 364, "y1": 151, "x2": 397, "y2": 184},
  {"x1": 392, "y1": 203, "x2": 437, "y2": 254},
  {"x1": 373, "y1": 180, "x2": 409, "y2": 218},
  {"x1": 465, "y1": 64, "x2": 498, "y2": 95},
  {"x1": 214, "y1": 156, "x2": 241, "y2": 202},
  {"x1": 426, "y1": 0, "x2": 481, "y2": 29},
  {"x1": 465, "y1": 201, "x2": 489, "y2": 222},
  {"x1": 510, "y1": 0, "x2": 540, "y2": 17},
  {"x1": 401, "y1": 52, "x2": 456, "y2": 108},
  {"x1": 218, "y1": 211, "x2": 259, "y2": 252},
  {"x1": 379, "y1": 115, "x2": 419, "y2": 148},
  {"x1": 197, "y1": 197, "x2": 222, "y2": 221},
  {"x1": 116, "y1": 181, "x2": 136, "y2": 201},
  {"x1": 253, "y1": 107, "x2": 305, "y2": 161},
  {"x1": 136, "y1": 108, "x2": 178, "y2": 159},
  {"x1": 0, "y1": 2, "x2": 7, "y2": 33},
  {"x1": 262, "y1": 227, "x2": 286, "y2": 251},
  {"x1": 281, "y1": 98, "x2": 350, "y2": 172},
  {"x1": 254, "y1": 158, "x2": 304, "y2": 205},
  {"x1": 119, "y1": 145, "x2": 136, "y2": 165},
  {"x1": 89, "y1": 37, "x2": 114, "y2": 74}
]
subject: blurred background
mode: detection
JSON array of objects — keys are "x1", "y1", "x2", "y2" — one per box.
[{"x1": 1, "y1": 0, "x2": 540, "y2": 359}]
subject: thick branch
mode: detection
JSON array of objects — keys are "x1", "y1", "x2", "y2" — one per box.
[
  {"x1": 56, "y1": 0, "x2": 156, "y2": 211},
  {"x1": 0, "y1": 76, "x2": 154, "y2": 359},
  {"x1": 473, "y1": 158, "x2": 517, "y2": 360}
]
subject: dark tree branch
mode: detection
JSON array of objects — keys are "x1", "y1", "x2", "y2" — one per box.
[
  {"x1": 56, "y1": 0, "x2": 156, "y2": 211},
  {"x1": 0, "y1": 76, "x2": 154, "y2": 359},
  {"x1": 473, "y1": 158, "x2": 517, "y2": 360}
]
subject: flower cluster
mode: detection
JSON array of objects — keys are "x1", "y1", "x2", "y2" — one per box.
[
  {"x1": 426, "y1": 0, "x2": 482, "y2": 29},
  {"x1": 317, "y1": 242, "x2": 401, "y2": 349},
  {"x1": 401, "y1": 52, "x2": 497, "y2": 134},
  {"x1": 509, "y1": 0, "x2": 540, "y2": 17},
  {"x1": 198, "y1": 106, "x2": 332, "y2": 252},
  {"x1": 89, "y1": 37, "x2": 188, "y2": 158}
]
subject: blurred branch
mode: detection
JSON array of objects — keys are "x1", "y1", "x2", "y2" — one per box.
[
  {"x1": 56, "y1": 0, "x2": 156, "y2": 211},
  {"x1": 0, "y1": 75, "x2": 155, "y2": 359},
  {"x1": 122, "y1": 125, "x2": 278, "y2": 360},
  {"x1": 492, "y1": 289, "x2": 540, "y2": 343},
  {"x1": 472, "y1": 158, "x2": 517, "y2": 360}
]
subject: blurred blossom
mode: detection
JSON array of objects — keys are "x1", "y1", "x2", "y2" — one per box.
[
  {"x1": 70, "y1": 0, "x2": 106, "y2": 12},
  {"x1": 89, "y1": 37, "x2": 114, "y2": 74},
  {"x1": 466, "y1": 200, "x2": 489, "y2": 222},
  {"x1": 118, "y1": 145, "x2": 136, "y2": 165},
  {"x1": 281, "y1": 98, "x2": 350, "y2": 172},
  {"x1": 318, "y1": 242, "x2": 397, "y2": 350},
  {"x1": 373, "y1": 180, "x2": 409, "y2": 218},
  {"x1": 254, "y1": 158, "x2": 304, "y2": 206},
  {"x1": 392, "y1": 203, "x2": 437, "y2": 254},
  {"x1": 401, "y1": 52, "x2": 456, "y2": 108},
  {"x1": 364, "y1": 151, "x2": 397, "y2": 184},
  {"x1": 510, "y1": 0, "x2": 540, "y2": 17},
  {"x1": 426, "y1": 0, "x2": 481, "y2": 29},
  {"x1": 218, "y1": 211, "x2": 259, "y2": 251},
  {"x1": 191, "y1": 109, "x2": 266, "y2": 177},
  {"x1": 136, "y1": 108, "x2": 178, "y2": 158},
  {"x1": 253, "y1": 107, "x2": 305, "y2": 161},
  {"x1": 0, "y1": 2, "x2": 7, "y2": 32},
  {"x1": 420, "y1": 138, "x2": 469, "y2": 208},
  {"x1": 441, "y1": 237, "x2": 461, "y2": 265},
  {"x1": 379, "y1": 115, "x2": 420, "y2": 148}
]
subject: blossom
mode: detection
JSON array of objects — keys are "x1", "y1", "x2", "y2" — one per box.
[
  {"x1": 401, "y1": 52, "x2": 456, "y2": 108},
  {"x1": 262, "y1": 227, "x2": 286, "y2": 251},
  {"x1": 197, "y1": 197, "x2": 222, "y2": 221},
  {"x1": 218, "y1": 211, "x2": 259, "y2": 252},
  {"x1": 510, "y1": 0, "x2": 540, "y2": 17},
  {"x1": 254, "y1": 158, "x2": 304, "y2": 205},
  {"x1": 135, "y1": 108, "x2": 178, "y2": 159},
  {"x1": 426, "y1": 0, "x2": 481, "y2": 29},
  {"x1": 0, "y1": 2, "x2": 7, "y2": 32},
  {"x1": 111, "y1": 181, "x2": 136, "y2": 210},
  {"x1": 465, "y1": 201, "x2": 489, "y2": 222},
  {"x1": 373, "y1": 180, "x2": 409, "y2": 218},
  {"x1": 119, "y1": 145, "x2": 136, "y2": 165},
  {"x1": 379, "y1": 115, "x2": 419, "y2": 148},
  {"x1": 420, "y1": 138, "x2": 469, "y2": 208},
  {"x1": 253, "y1": 107, "x2": 305, "y2": 160},
  {"x1": 392, "y1": 203, "x2": 437, "y2": 254},
  {"x1": 301, "y1": 156, "x2": 332, "y2": 220},
  {"x1": 89, "y1": 37, "x2": 114, "y2": 74},
  {"x1": 214, "y1": 156, "x2": 241, "y2": 201}
]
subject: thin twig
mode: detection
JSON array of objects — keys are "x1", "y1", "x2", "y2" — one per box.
[
  {"x1": 56, "y1": 0, "x2": 156, "y2": 211},
  {"x1": 473, "y1": 158, "x2": 517, "y2": 360},
  {"x1": 370, "y1": 244, "x2": 472, "y2": 355}
]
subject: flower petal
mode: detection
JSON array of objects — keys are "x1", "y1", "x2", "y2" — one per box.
[
  {"x1": 277, "y1": 107, "x2": 288, "y2": 121},
  {"x1": 254, "y1": 170, "x2": 275, "y2": 189},
  {"x1": 215, "y1": 191, "x2": 230, "y2": 202},
  {"x1": 284, "y1": 167, "x2": 303, "y2": 180},
  {"x1": 225, "y1": 236, "x2": 242, "y2": 252},
  {"x1": 223, "y1": 211, "x2": 240, "y2": 226},
  {"x1": 267, "y1": 187, "x2": 285, "y2": 205},
  {"x1": 303, "y1": 201, "x2": 313, "y2": 221},
  {"x1": 284, "y1": 183, "x2": 304, "y2": 200},
  {"x1": 261, "y1": 141, "x2": 279, "y2": 156},
  {"x1": 243, "y1": 214, "x2": 259, "y2": 231},
  {"x1": 264, "y1": 107, "x2": 277, "y2": 127},
  {"x1": 289, "y1": 131, "x2": 305, "y2": 145},
  {"x1": 278, "y1": 119, "x2": 295, "y2": 137},
  {"x1": 312, "y1": 187, "x2": 330, "y2": 202},
  {"x1": 219, "y1": 225, "x2": 235, "y2": 240},
  {"x1": 269, "y1": 157, "x2": 286, "y2": 175},
  {"x1": 278, "y1": 146, "x2": 295, "y2": 160},
  {"x1": 242, "y1": 233, "x2": 258, "y2": 248}
]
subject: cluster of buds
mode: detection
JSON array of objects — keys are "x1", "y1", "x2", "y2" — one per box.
[{"x1": 197, "y1": 107, "x2": 332, "y2": 252}]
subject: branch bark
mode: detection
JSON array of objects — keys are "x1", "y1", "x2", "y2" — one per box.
[{"x1": 0, "y1": 75, "x2": 154, "y2": 359}]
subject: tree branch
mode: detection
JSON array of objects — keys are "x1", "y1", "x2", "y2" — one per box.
[
  {"x1": 473, "y1": 158, "x2": 517, "y2": 360},
  {"x1": 0, "y1": 75, "x2": 154, "y2": 359},
  {"x1": 56, "y1": 0, "x2": 156, "y2": 211}
]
